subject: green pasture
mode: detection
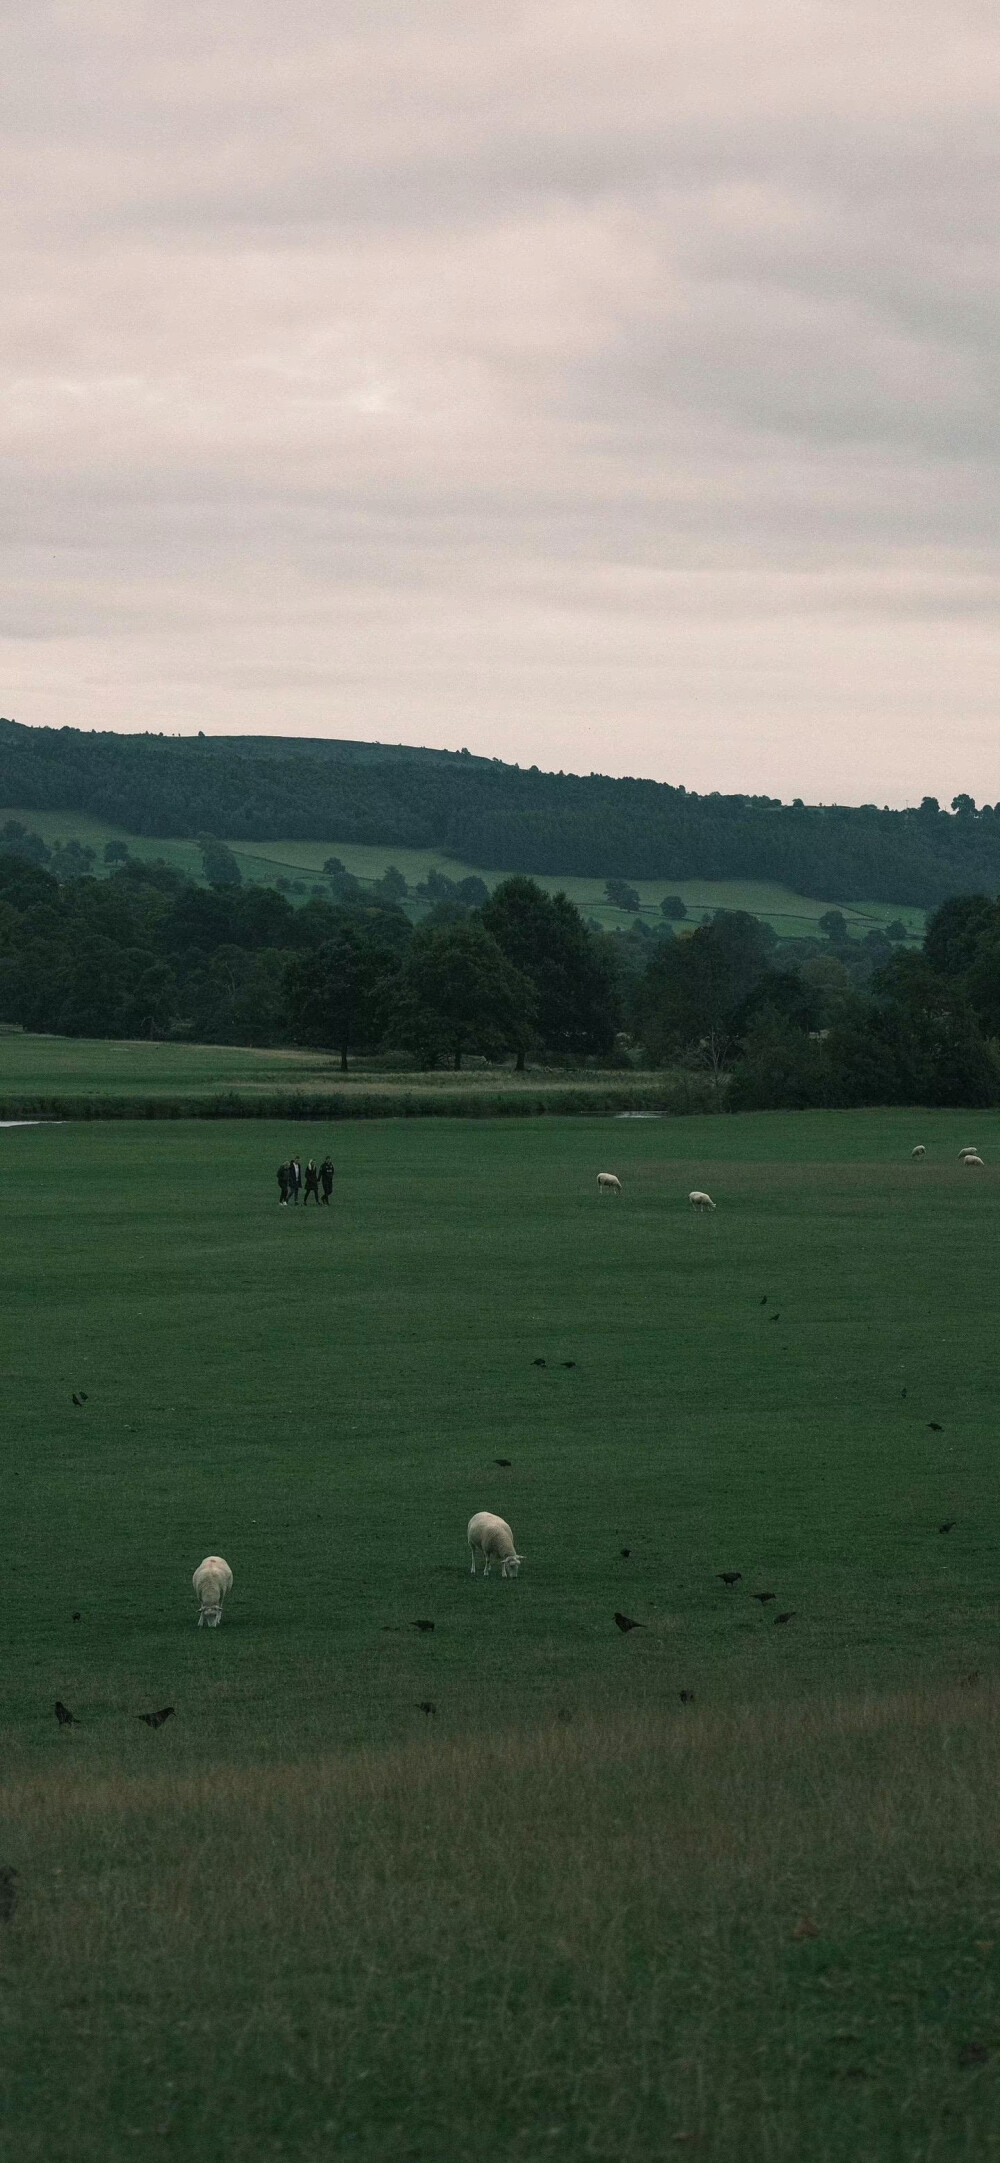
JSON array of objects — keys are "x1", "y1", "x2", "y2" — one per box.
[
  {"x1": 0, "y1": 1110, "x2": 995, "y2": 2160},
  {"x1": 0, "y1": 803, "x2": 926, "y2": 939}
]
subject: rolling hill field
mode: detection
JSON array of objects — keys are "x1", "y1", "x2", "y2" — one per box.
[
  {"x1": 0, "y1": 1109, "x2": 995, "y2": 2160},
  {"x1": 0, "y1": 804, "x2": 927, "y2": 941}
]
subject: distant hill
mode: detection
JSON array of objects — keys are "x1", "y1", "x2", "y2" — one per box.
[{"x1": 0, "y1": 717, "x2": 995, "y2": 908}]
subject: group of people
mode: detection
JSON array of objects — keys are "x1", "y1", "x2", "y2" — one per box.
[{"x1": 278, "y1": 1155, "x2": 335, "y2": 1207}]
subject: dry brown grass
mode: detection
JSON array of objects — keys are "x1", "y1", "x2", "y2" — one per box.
[{"x1": 0, "y1": 1683, "x2": 995, "y2": 2162}]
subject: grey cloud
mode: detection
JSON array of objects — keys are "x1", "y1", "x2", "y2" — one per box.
[{"x1": 0, "y1": 0, "x2": 995, "y2": 802}]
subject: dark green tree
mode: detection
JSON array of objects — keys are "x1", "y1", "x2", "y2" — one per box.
[
  {"x1": 480, "y1": 876, "x2": 618, "y2": 1066},
  {"x1": 818, "y1": 910, "x2": 849, "y2": 944},
  {"x1": 660, "y1": 894, "x2": 687, "y2": 920},
  {"x1": 285, "y1": 922, "x2": 405, "y2": 1071},
  {"x1": 197, "y1": 834, "x2": 242, "y2": 887},
  {"x1": 605, "y1": 878, "x2": 640, "y2": 911},
  {"x1": 385, "y1": 919, "x2": 535, "y2": 1070}
]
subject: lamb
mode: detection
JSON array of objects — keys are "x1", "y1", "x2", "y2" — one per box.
[
  {"x1": 467, "y1": 1511, "x2": 523, "y2": 1578},
  {"x1": 962, "y1": 1154, "x2": 985, "y2": 1168},
  {"x1": 193, "y1": 1555, "x2": 233, "y2": 1627},
  {"x1": 911, "y1": 1145, "x2": 926, "y2": 1158},
  {"x1": 688, "y1": 1190, "x2": 716, "y2": 1211},
  {"x1": 597, "y1": 1173, "x2": 622, "y2": 1195}
]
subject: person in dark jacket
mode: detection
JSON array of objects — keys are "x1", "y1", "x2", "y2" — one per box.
[
  {"x1": 287, "y1": 1155, "x2": 303, "y2": 1206},
  {"x1": 304, "y1": 1159, "x2": 321, "y2": 1205},
  {"x1": 320, "y1": 1157, "x2": 335, "y2": 1204},
  {"x1": 277, "y1": 1162, "x2": 290, "y2": 1206}
]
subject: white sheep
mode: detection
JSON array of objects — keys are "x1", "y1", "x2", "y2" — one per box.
[
  {"x1": 193, "y1": 1555, "x2": 233, "y2": 1627},
  {"x1": 688, "y1": 1190, "x2": 716, "y2": 1212},
  {"x1": 962, "y1": 1154, "x2": 985, "y2": 1168},
  {"x1": 597, "y1": 1172, "x2": 622, "y2": 1195},
  {"x1": 911, "y1": 1145, "x2": 926, "y2": 1158},
  {"x1": 468, "y1": 1511, "x2": 523, "y2": 1578},
  {"x1": 959, "y1": 1148, "x2": 980, "y2": 1159}
]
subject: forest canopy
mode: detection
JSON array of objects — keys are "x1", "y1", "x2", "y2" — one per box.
[{"x1": 0, "y1": 718, "x2": 996, "y2": 908}]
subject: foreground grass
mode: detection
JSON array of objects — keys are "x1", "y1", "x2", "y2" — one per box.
[
  {"x1": 0, "y1": 1110, "x2": 995, "y2": 2157},
  {"x1": 0, "y1": 1687, "x2": 995, "y2": 2162}
]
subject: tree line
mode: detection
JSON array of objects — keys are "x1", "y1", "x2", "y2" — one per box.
[
  {"x1": 0, "y1": 840, "x2": 995, "y2": 1106},
  {"x1": 1, "y1": 716, "x2": 996, "y2": 906}
]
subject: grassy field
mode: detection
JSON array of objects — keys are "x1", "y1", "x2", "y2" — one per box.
[
  {"x1": 0, "y1": 1030, "x2": 696, "y2": 1118},
  {"x1": 0, "y1": 1110, "x2": 996, "y2": 2159},
  {"x1": 0, "y1": 804, "x2": 926, "y2": 940}
]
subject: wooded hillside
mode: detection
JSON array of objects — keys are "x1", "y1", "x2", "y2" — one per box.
[{"x1": 0, "y1": 717, "x2": 995, "y2": 907}]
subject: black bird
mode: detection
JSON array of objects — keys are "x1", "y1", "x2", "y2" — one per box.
[
  {"x1": 79, "y1": 1392, "x2": 88, "y2": 1402},
  {"x1": 620, "y1": 1548, "x2": 631, "y2": 1559},
  {"x1": 760, "y1": 1296, "x2": 768, "y2": 1305},
  {"x1": 679, "y1": 1689, "x2": 695, "y2": 1704},
  {"x1": 774, "y1": 1611, "x2": 797, "y2": 1626},
  {"x1": 938, "y1": 1520, "x2": 956, "y2": 1534},
  {"x1": 901, "y1": 1388, "x2": 907, "y2": 1398},
  {"x1": 614, "y1": 1612, "x2": 643, "y2": 1632},
  {"x1": 561, "y1": 1361, "x2": 577, "y2": 1369},
  {"x1": 138, "y1": 1707, "x2": 175, "y2": 1729},
  {"x1": 532, "y1": 1357, "x2": 547, "y2": 1367},
  {"x1": 928, "y1": 1422, "x2": 943, "y2": 1432},
  {"x1": 71, "y1": 1394, "x2": 83, "y2": 1407},
  {"x1": 0, "y1": 1867, "x2": 18, "y2": 1923},
  {"x1": 751, "y1": 1591, "x2": 776, "y2": 1605},
  {"x1": 495, "y1": 1458, "x2": 512, "y2": 1468},
  {"x1": 718, "y1": 1571, "x2": 741, "y2": 1587},
  {"x1": 770, "y1": 1312, "x2": 781, "y2": 1323},
  {"x1": 415, "y1": 1701, "x2": 437, "y2": 1717},
  {"x1": 411, "y1": 1619, "x2": 435, "y2": 1633},
  {"x1": 71, "y1": 1612, "x2": 81, "y2": 1622},
  {"x1": 54, "y1": 1701, "x2": 78, "y2": 1727}
]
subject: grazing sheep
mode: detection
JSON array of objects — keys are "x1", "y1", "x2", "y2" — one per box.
[
  {"x1": 959, "y1": 1148, "x2": 980, "y2": 1160},
  {"x1": 193, "y1": 1555, "x2": 233, "y2": 1627},
  {"x1": 962, "y1": 1153, "x2": 985, "y2": 1168},
  {"x1": 688, "y1": 1190, "x2": 716, "y2": 1212},
  {"x1": 467, "y1": 1512, "x2": 523, "y2": 1578},
  {"x1": 911, "y1": 1145, "x2": 926, "y2": 1158},
  {"x1": 597, "y1": 1172, "x2": 622, "y2": 1195}
]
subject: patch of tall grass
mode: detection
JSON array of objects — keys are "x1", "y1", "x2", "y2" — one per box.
[{"x1": 1, "y1": 1684, "x2": 994, "y2": 2162}]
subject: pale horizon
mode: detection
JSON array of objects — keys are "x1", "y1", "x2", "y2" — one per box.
[{"x1": 3, "y1": 2, "x2": 996, "y2": 812}]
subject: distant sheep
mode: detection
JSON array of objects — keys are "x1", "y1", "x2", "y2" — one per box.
[
  {"x1": 688, "y1": 1190, "x2": 716, "y2": 1212},
  {"x1": 597, "y1": 1173, "x2": 622, "y2": 1195},
  {"x1": 959, "y1": 1148, "x2": 980, "y2": 1160},
  {"x1": 962, "y1": 1154, "x2": 985, "y2": 1168},
  {"x1": 911, "y1": 1145, "x2": 926, "y2": 1158},
  {"x1": 193, "y1": 1555, "x2": 233, "y2": 1627},
  {"x1": 468, "y1": 1511, "x2": 523, "y2": 1578}
]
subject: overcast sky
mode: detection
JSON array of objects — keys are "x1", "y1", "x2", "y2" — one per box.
[{"x1": 2, "y1": 1, "x2": 995, "y2": 805}]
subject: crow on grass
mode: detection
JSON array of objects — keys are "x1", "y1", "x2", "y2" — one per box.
[
  {"x1": 938, "y1": 1520, "x2": 956, "y2": 1534},
  {"x1": 751, "y1": 1592, "x2": 776, "y2": 1605},
  {"x1": 532, "y1": 1358, "x2": 547, "y2": 1368},
  {"x1": 71, "y1": 1612, "x2": 81, "y2": 1623},
  {"x1": 495, "y1": 1458, "x2": 512, "y2": 1468},
  {"x1": 678, "y1": 1690, "x2": 695, "y2": 1705},
  {"x1": 928, "y1": 1422, "x2": 943, "y2": 1432},
  {"x1": 614, "y1": 1612, "x2": 643, "y2": 1633},
  {"x1": 561, "y1": 1361, "x2": 577, "y2": 1369},
  {"x1": 717, "y1": 1571, "x2": 741, "y2": 1587},
  {"x1": 415, "y1": 1702, "x2": 437, "y2": 1717},
  {"x1": 411, "y1": 1619, "x2": 435, "y2": 1633},
  {"x1": 770, "y1": 1313, "x2": 781, "y2": 1323},
  {"x1": 620, "y1": 1548, "x2": 631, "y2": 1559},
  {"x1": 54, "y1": 1702, "x2": 78, "y2": 1727},
  {"x1": 774, "y1": 1611, "x2": 797, "y2": 1626},
  {"x1": 138, "y1": 1708, "x2": 175, "y2": 1729}
]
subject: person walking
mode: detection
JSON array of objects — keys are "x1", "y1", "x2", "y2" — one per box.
[
  {"x1": 320, "y1": 1157, "x2": 335, "y2": 1205},
  {"x1": 304, "y1": 1159, "x2": 321, "y2": 1206},
  {"x1": 277, "y1": 1161, "x2": 290, "y2": 1207},
  {"x1": 287, "y1": 1155, "x2": 303, "y2": 1206}
]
